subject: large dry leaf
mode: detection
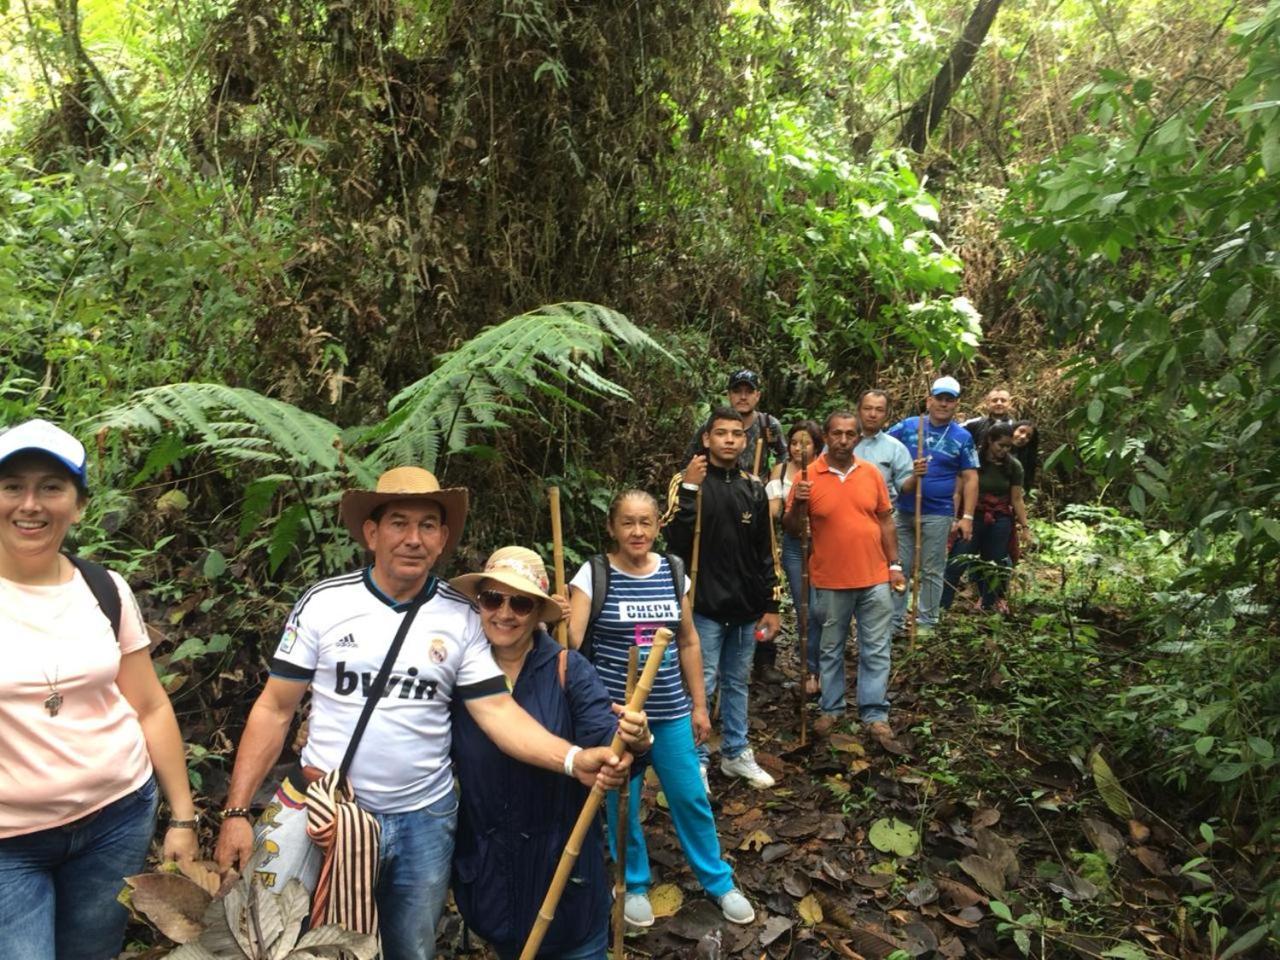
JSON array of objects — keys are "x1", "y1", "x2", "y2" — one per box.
[
  {"x1": 935, "y1": 876, "x2": 987, "y2": 909},
  {"x1": 762, "y1": 842, "x2": 793, "y2": 864},
  {"x1": 739, "y1": 829, "x2": 774, "y2": 852},
  {"x1": 649, "y1": 883, "x2": 684, "y2": 918},
  {"x1": 666, "y1": 899, "x2": 725, "y2": 941},
  {"x1": 784, "y1": 871, "x2": 812, "y2": 898},
  {"x1": 125, "y1": 873, "x2": 212, "y2": 944},
  {"x1": 971, "y1": 807, "x2": 1001, "y2": 828},
  {"x1": 845, "y1": 924, "x2": 906, "y2": 960},
  {"x1": 905, "y1": 878, "x2": 938, "y2": 907},
  {"x1": 166, "y1": 944, "x2": 222, "y2": 960},
  {"x1": 958, "y1": 855, "x2": 1006, "y2": 897},
  {"x1": 973, "y1": 827, "x2": 1019, "y2": 882},
  {"x1": 1048, "y1": 871, "x2": 1101, "y2": 902},
  {"x1": 821, "y1": 858, "x2": 852, "y2": 883},
  {"x1": 776, "y1": 812, "x2": 824, "y2": 839},
  {"x1": 1128, "y1": 819, "x2": 1152, "y2": 843},
  {"x1": 1133, "y1": 845, "x2": 1169, "y2": 876},
  {"x1": 291, "y1": 922, "x2": 380, "y2": 958},
  {"x1": 759, "y1": 914, "x2": 796, "y2": 947},
  {"x1": 798, "y1": 894, "x2": 824, "y2": 925},
  {"x1": 1089, "y1": 750, "x2": 1134, "y2": 819},
  {"x1": 177, "y1": 859, "x2": 226, "y2": 897},
  {"x1": 1082, "y1": 817, "x2": 1125, "y2": 864}
]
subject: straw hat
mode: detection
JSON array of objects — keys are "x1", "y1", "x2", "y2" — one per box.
[
  {"x1": 339, "y1": 467, "x2": 469, "y2": 566},
  {"x1": 450, "y1": 546, "x2": 562, "y2": 625}
]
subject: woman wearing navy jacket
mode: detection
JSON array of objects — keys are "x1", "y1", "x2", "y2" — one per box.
[{"x1": 449, "y1": 546, "x2": 650, "y2": 960}]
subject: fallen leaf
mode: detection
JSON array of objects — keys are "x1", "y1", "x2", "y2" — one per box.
[
  {"x1": 666, "y1": 899, "x2": 724, "y2": 940},
  {"x1": 935, "y1": 876, "x2": 987, "y2": 909},
  {"x1": 821, "y1": 858, "x2": 851, "y2": 883},
  {"x1": 125, "y1": 873, "x2": 212, "y2": 944},
  {"x1": 1082, "y1": 817, "x2": 1125, "y2": 864},
  {"x1": 777, "y1": 813, "x2": 824, "y2": 839},
  {"x1": 759, "y1": 915, "x2": 796, "y2": 947},
  {"x1": 974, "y1": 827, "x2": 1019, "y2": 882},
  {"x1": 649, "y1": 882, "x2": 684, "y2": 918},
  {"x1": 869, "y1": 818, "x2": 920, "y2": 857},
  {"x1": 846, "y1": 923, "x2": 906, "y2": 960},
  {"x1": 1048, "y1": 871, "x2": 1101, "y2": 901},
  {"x1": 819, "y1": 815, "x2": 849, "y2": 841},
  {"x1": 739, "y1": 828, "x2": 773, "y2": 852},
  {"x1": 1128, "y1": 877, "x2": 1178, "y2": 903},
  {"x1": 941, "y1": 911, "x2": 980, "y2": 929},
  {"x1": 971, "y1": 807, "x2": 1001, "y2": 828},
  {"x1": 1128, "y1": 819, "x2": 1151, "y2": 843},
  {"x1": 958, "y1": 855, "x2": 1006, "y2": 897},
  {"x1": 783, "y1": 871, "x2": 812, "y2": 898},
  {"x1": 798, "y1": 893, "x2": 824, "y2": 925},
  {"x1": 853, "y1": 873, "x2": 895, "y2": 889},
  {"x1": 176, "y1": 860, "x2": 225, "y2": 898},
  {"x1": 762, "y1": 842, "x2": 793, "y2": 864},
  {"x1": 830, "y1": 733, "x2": 867, "y2": 755},
  {"x1": 905, "y1": 878, "x2": 938, "y2": 907},
  {"x1": 1134, "y1": 845, "x2": 1168, "y2": 876}
]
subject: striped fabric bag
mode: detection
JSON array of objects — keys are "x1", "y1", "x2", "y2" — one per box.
[{"x1": 305, "y1": 770, "x2": 381, "y2": 936}]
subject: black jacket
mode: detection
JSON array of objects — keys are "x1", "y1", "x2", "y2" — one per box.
[{"x1": 663, "y1": 464, "x2": 782, "y2": 623}]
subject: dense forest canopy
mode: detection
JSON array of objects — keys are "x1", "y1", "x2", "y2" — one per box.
[{"x1": 1, "y1": 0, "x2": 1277, "y2": 955}]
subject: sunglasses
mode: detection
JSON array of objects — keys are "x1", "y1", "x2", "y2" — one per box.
[{"x1": 477, "y1": 590, "x2": 538, "y2": 616}]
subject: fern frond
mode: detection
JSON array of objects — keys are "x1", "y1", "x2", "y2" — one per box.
[
  {"x1": 89, "y1": 383, "x2": 351, "y2": 473},
  {"x1": 363, "y1": 302, "x2": 674, "y2": 469}
]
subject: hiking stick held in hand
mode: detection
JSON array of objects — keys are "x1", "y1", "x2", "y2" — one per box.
[
  {"x1": 521, "y1": 629, "x2": 674, "y2": 960},
  {"x1": 798, "y1": 447, "x2": 811, "y2": 747},
  {"x1": 612, "y1": 646, "x2": 641, "y2": 960},
  {"x1": 909, "y1": 412, "x2": 926, "y2": 650},
  {"x1": 752, "y1": 435, "x2": 764, "y2": 477},
  {"x1": 549, "y1": 486, "x2": 568, "y2": 647},
  {"x1": 689, "y1": 484, "x2": 703, "y2": 606}
]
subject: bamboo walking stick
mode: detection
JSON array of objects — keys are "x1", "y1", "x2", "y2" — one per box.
[
  {"x1": 611, "y1": 647, "x2": 640, "y2": 960},
  {"x1": 798, "y1": 447, "x2": 811, "y2": 747},
  {"x1": 549, "y1": 486, "x2": 568, "y2": 647},
  {"x1": 752, "y1": 435, "x2": 764, "y2": 477},
  {"x1": 689, "y1": 485, "x2": 703, "y2": 605},
  {"x1": 521, "y1": 629, "x2": 674, "y2": 960},
  {"x1": 909, "y1": 412, "x2": 926, "y2": 651}
]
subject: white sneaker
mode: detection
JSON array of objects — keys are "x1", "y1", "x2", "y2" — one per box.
[
  {"x1": 624, "y1": 892, "x2": 654, "y2": 927},
  {"x1": 698, "y1": 763, "x2": 711, "y2": 797},
  {"x1": 720, "y1": 748, "x2": 776, "y2": 789},
  {"x1": 718, "y1": 888, "x2": 756, "y2": 924}
]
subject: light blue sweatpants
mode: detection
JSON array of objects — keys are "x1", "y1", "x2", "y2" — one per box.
[{"x1": 605, "y1": 715, "x2": 734, "y2": 898}]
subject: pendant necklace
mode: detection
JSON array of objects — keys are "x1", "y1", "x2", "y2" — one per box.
[{"x1": 42, "y1": 664, "x2": 63, "y2": 717}]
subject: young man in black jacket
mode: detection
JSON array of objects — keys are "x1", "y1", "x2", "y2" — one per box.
[{"x1": 666, "y1": 407, "x2": 783, "y2": 792}]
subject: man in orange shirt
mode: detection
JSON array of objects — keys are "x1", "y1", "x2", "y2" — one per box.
[{"x1": 784, "y1": 411, "x2": 905, "y2": 740}]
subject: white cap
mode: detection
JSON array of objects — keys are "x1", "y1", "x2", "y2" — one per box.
[
  {"x1": 0, "y1": 419, "x2": 89, "y2": 489},
  {"x1": 930, "y1": 376, "x2": 962, "y2": 397}
]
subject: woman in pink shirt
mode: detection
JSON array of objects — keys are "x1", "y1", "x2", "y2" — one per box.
[{"x1": 0, "y1": 420, "x2": 198, "y2": 960}]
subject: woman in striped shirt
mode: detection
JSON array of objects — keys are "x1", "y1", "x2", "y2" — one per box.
[{"x1": 568, "y1": 490, "x2": 755, "y2": 929}]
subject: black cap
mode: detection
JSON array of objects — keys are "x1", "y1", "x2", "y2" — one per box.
[{"x1": 727, "y1": 369, "x2": 760, "y2": 390}]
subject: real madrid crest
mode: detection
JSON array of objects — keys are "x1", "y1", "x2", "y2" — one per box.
[{"x1": 429, "y1": 636, "x2": 448, "y2": 664}]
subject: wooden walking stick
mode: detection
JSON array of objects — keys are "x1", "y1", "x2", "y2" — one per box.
[
  {"x1": 798, "y1": 447, "x2": 812, "y2": 747},
  {"x1": 549, "y1": 485, "x2": 568, "y2": 647},
  {"x1": 611, "y1": 647, "x2": 640, "y2": 960},
  {"x1": 909, "y1": 410, "x2": 926, "y2": 651},
  {"x1": 689, "y1": 485, "x2": 703, "y2": 605},
  {"x1": 521, "y1": 629, "x2": 674, "y2": 960},
  {"x1": 752, "y1": 435, "x2": 765, "y2": 477}
]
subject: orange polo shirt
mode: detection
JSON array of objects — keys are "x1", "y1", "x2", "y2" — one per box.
[{"x1": 787, "y1": 454, "x2": 892, "y2": 590}]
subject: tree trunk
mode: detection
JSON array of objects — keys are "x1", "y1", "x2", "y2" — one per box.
[{"x1": 898, "y1": 0, "x2": 1005, "y2": 153}]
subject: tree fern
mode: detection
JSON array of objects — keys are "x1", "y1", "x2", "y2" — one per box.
[
  {"x1": 89, "y1": 383, "x2": 369, "y2": 480},
  {"x1": 361, "y1": 301, "x2": 674, "y2": 469}
]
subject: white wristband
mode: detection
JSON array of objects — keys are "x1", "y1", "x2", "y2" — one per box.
[
  {"x1": 962, "y1": 514, "x2": 974, "y2": 520},
  {"x1": 888, "y1": 563, "x2": 903, "y2": 571},
  {"x1": 563, "y1": 745, "x2": 583, "y2": 777}
]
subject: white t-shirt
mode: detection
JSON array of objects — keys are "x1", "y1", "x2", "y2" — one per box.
[{"x1": 270, "y1": 569, "x2": 505, "y2": 813}]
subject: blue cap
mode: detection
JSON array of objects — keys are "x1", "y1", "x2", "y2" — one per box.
[
  {"x1": 0, "y1": 419, "x2": 89, "y2": 491},
  {"x1": 930, "y1": 376, "x2": 962, "y2": 398}
]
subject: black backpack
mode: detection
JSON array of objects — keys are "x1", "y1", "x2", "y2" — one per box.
[
  {"x1": 67, "y1": 554, "x2": 123, "y2": 641},
  {"x1": 580, "y1": 552, "x2": 685, "y2": 663}
]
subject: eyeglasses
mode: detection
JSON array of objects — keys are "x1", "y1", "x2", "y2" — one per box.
[{"x1": 476, "y1": 590, "x2": 537, "y2": 616}]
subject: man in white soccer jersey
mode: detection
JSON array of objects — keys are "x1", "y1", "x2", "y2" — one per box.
[{"x1": 215, "y1": 467, "x2": 628, "y2": 960}]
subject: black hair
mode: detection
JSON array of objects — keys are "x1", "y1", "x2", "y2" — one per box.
[
  {"x1": 702, "y1": 406, "x2": 745, "y2": 435},
  {"x1": 980, "y1": 421, "x2": 1016, "y2": 469},
  {"x1": 823, "y1": 410, "x2": 858, "y2": 433},
  {"x1": 1012, "y1": 419, "x2": 1037, "y2": 436},
  {"x1": 788, "y1": 419, "x2": 824, "y2": 454}
]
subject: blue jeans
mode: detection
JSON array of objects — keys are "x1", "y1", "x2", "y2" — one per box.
[
  {"x1": 0, "y1": 775, "x2": 158, "y2": 960},
  {"x1": 943, "y1": 514, "x2": 1014, "y2": 609},
  {"x1": 814, "y1": 584, "x2": 894, "y2": 722},
  {"x1": 494, "y1": 924, "x2": 608, "y2": 960},
  {"x1": 893, "y1": 513, "x2": 954, "y2": 630},
  {"x1": 375, "y1": 790, "x2": 459, "y2": 960},
  {"x1": 606, "y1": 716, "x2": 733, "y2": 899},
  {"x1": 781, "y1": 533, "x2": 822, "y2": 675},
  {"x1": 694, "y1": 614, "x2": 755, "y2": 764}
]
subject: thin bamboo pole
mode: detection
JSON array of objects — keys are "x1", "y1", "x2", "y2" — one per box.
[
  {"x1": 689, "y1": 485, "x2": 703, "y2": 605},
  {"x1": 752, "y1": 435, "x2": 764, "y2": 477},
  {"x1": 549, "y1": 486, "x2": 568, "y2": 647},
  {"x1": 611, "y1": 647, "x2": 640, "y2": 960},
  {"x1": 909, "y1": 411, "x2": 926, "y2": 651},
  {"x1": 520, "y1": 629, "x2": 674, "y2": 960},
  {"x1": 798, "y1": 447, "x2": 811, "y2": 747}
]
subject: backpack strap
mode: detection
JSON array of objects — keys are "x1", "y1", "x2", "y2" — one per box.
[
  {"x1": 581, "y1": 554, "x2": 611, "y2": 663},
  {"x1": 557, "y1": 647, "x2": 568, "y2": 690},
  {"x1": 664, "y1": 552, "x2": 686, "y2": 607},
  {"x1": 67, "y1": 554, "x2": 122, "y2": 642}
]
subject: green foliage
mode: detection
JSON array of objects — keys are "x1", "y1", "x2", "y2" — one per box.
[{"x1": 1005, "y1": 4, "x2": 1280, "y2": 599}]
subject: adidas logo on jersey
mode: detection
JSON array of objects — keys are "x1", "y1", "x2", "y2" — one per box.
[
  {"x1": 335, "y1": 634, "x2": 357, "y2": 648},
  {"x1": 334, "y1": 662, "x2": 439, "y2": 701}
]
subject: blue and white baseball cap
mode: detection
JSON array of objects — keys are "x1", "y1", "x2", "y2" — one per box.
[
  {"x1": 930, "y1": 376, "x2": 962, "y2": 398},
  {"x1": 0, "y1": 419, "x2": 89, "y2": 490}
]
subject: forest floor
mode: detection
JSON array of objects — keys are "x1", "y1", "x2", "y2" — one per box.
[{"x1": 435, "y1": 603, "x2": 1215, "y2": 960}]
